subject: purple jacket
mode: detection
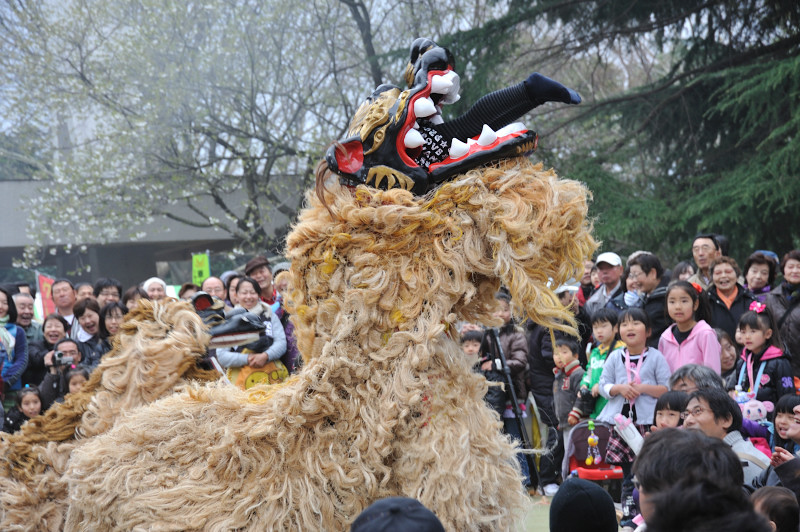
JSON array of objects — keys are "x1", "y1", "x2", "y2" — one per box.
[{"x1": 658, "y1": 319, "x2": 721, "y2": 374}]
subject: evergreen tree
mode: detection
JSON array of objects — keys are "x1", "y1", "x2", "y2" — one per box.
[{"x1": 531, "y1": 0, "x2": 800, "y2": 261}]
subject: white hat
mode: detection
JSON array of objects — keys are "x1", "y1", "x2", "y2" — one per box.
[
  {"x1": 554, "y1": 278, "x2": 580, "y2": 295},
  {"x1": 596, "y1": 252, "x2": 622, "y2": 267}
]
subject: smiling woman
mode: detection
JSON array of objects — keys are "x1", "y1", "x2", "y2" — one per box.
[
  {"x1": 73, "y1": 298, "x2": 110, "y2": 370},
  {"x1": 707, "y1": 257, "x2": 756, "y2": 340}
]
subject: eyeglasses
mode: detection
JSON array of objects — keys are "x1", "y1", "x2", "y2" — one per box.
[
  {"x1": 628, "y1": 270, "x2": 643, "y2": 279},
  {"x1": 692, "y1": 245, "x2": 715, "y2": 253},
  {"x1": 99, "y1": 290, "x2": 119, "y2": 297},
  {"x1": 681, "y1": 406, "x2": 709, "y2": 419}
]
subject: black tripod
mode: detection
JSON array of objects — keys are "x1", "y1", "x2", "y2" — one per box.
[{"x1": 483, "y1": 327, "x2": 540, "y2": 490}]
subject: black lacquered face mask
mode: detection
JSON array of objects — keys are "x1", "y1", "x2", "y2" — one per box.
[{"x1": 326, "y1": 38, "x2": 538, "y2": 196}]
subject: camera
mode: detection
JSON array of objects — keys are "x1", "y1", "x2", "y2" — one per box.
[{"x1": 53, "y1": 350, "x2": 74, "y2": 367}]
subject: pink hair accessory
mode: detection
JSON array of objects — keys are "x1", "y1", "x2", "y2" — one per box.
[{"x1": 749, "y1": 301, "x2": 766, "y2": 313}]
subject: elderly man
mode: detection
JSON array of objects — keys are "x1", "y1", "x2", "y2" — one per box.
[
  {"x1": 12, "y1": 292, "x2": 43, "y2": 345},
  {"x1": 584, "y1": 252, "x2": 623, "y2": 318},
  {"x1": 687, "y1": 233, "x2": 721, "y2": 290},
  {"x1": 201, "y1": 276, "x2": 226, "y2": 300}
]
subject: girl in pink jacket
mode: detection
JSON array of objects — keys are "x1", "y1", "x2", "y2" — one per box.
[{"x1": 659, "y1": 281, "x2": 721, "y2": 374}]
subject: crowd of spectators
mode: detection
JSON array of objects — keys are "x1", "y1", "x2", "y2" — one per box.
[
  {"x1": 460, "y1": 234, "x2": 800, "y2": 531},
  {"x1": 3, "y1": 234, "x2": 800, "y2": 530},
  {"x1": 0, "y1": 255, "x2": 298, "y2": 432}
]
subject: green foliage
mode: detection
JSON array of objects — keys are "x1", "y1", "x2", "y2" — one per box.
[{"x1": 533, "y1": 0, "x2": 800, "y2": 263}]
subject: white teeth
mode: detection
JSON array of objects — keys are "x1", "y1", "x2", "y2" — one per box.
[
  {"x1": 430, "y1": 74, "x2": 453, "y2": 94},
  {"x1": 414, "y1": 97, "x2": 436, "y2": 118},
  {"x1": 430, "y1": 114, "x2": 444, "y2": 125},
  {"x1": 477, "y1": 124, "x2": 497, "y2": 146},
  {"x1": 404, "y1": 128, "x2": 425, "y2": 149},
  {"x1": 495, "y1": 122, "x2": 527, "y2": 137},
  {"x1": 440, "y1": 71, "x2": 461, "y2": 104},
  {"x1": 449, "y1": 138, "x2": 469, "y2": 159},
  {"x1": 413, "y1": 121, "x2": 420, "y2": 129}
]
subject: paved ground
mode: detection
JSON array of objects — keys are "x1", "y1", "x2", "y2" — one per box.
[{"x1": 524, "y1": 495, "x2": 551, "y2": 531}]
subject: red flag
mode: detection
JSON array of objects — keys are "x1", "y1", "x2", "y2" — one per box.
[{"x1": 37, "y1": 272, "x2": 56, "y2": 316}]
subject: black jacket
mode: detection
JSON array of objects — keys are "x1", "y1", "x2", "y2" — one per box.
[
  {"x1": 707, "y1": 284, "x2": 756, "y2": 340},
  {"x1": 525, "y1": 320, "x2": 556, "y2": 425},
  {"x1": 642, "y1": 277, "x2": 670, "y2": 348},
  {"x1": 21, "y1": 340, "x2": 52, "y2": 387},
  {"x1": 766, "y1": 282, "x2": 800, "y2": 376}
]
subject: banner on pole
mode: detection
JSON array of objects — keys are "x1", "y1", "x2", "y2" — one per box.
[
  {"x1": 192, "y1": 253, "x2": 211, "y2": 286},
  {"x1": 36, "y1": 271, "x2": 56, "y2": 317}
]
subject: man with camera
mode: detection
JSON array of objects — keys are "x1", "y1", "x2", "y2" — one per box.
[{"x1": 40, "y1": 338, "x2": 83, "y2": 410}]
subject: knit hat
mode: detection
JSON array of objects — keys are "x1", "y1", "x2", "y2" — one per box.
[
  {"x1": 244, "y1": 256, "x2": 270, "y2": 276},
  {"x1": 549, "y1": 478, "x2": 618, "y2": 532},
  {"x1": 350, "y1": 497, "x2": 445, "y2": 532}
]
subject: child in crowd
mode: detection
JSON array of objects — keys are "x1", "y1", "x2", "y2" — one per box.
[
  {"x1": 487, "y1": 292, "x2": 530, "y2": 486},
  {"x1": 735, "y1": 305, "x2": 794, "y2": 411},
  {"x1": 3, "y1": 385, "x2": 42, "y2": 433},
  {"x1": 773, "y1": 395, "x2": 800, "y2": 454},
  {"x1": 65, "y1": 366, "x2": 90, "y2": 396},
  {"x1": 598, "y1": 308, "x2": 671, "y2": 529},
  {"x1": 649, "y1": 390, "x2": 689, "y2": 432},
  {"x1": 465, "y1": 330, "x2": 505, "y2": 416},
  {"x1": 716, "y1": 328, "x2": 739, "y2": 390},
  {"x1": 578, "y1": 308, "x2": 624, "y2": 419},
  {"x1": 553, "y1": 337, "x2": 584, "y2": 431},
  {"x1": 553, "y1": 337, "x2": 585, "y2": 483},
  {"x1": 659, "y1": 281, "x2": 721, "y2": 374},
  {"x1": 41, "y1": 364, "x2": 91, "y2": 408},
  {"x1": 751, "y1": 487, "x2": 799, "y2": 532}
]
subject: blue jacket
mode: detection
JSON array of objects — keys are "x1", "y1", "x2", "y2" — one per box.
[{"x1": 1, "y1": 324, "x2": 28, "y2": 391}]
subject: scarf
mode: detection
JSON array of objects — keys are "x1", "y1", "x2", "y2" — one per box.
[
  {"x1": 783, "y1": 281, "x2": 800, "y2": 304},
  {"x1": 0, "y1": 316, "x2": 15, "y2": 361}
]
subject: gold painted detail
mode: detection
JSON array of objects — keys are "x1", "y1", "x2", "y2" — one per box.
[
  {"x1": 366, "y1": 166, "x2": 414, "y2": 190},
  {"x1": 348, "y1": 89, "x2": 401, "y2": 156}
]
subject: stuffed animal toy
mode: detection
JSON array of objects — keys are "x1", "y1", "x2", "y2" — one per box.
[
  {"x1": 10, "y1": 39, "x2": 594, "y2": 531},
  {"x1": 741, "y1": 398, "x2": 775, "y2": 456}
]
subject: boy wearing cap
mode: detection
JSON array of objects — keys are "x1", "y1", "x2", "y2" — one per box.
[{"x1": 584, "y1": 252, "x2": 624, "y2": 319}]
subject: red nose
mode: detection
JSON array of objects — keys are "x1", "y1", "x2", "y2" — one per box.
[{"x1": 335, "y1": 141, "x2": 364, "y2": 174}]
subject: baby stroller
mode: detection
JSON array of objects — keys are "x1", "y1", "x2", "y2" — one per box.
[{"x1": 564, "y1": 419, "x2": 623, "y2": 500}]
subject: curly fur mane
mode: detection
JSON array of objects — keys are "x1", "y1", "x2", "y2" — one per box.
[
  {"x1": 0, "y1": 300, "x2": 218, "y2": 530},
  {"x1": 60, "y1": 157, "x2": 594, "y2": 531}
]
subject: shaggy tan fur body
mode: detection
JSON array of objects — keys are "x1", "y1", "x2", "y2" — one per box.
[
  {"x1": 0, "y1": 302, "x2": 218, "y2": 531},
  {"x1": 62, "y1": 158, "x2": 594, "y2": 531}
]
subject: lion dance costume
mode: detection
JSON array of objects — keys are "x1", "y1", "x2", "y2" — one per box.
[{"x1": 0, "y1": 38, "x2": 594, "y2": 531}]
